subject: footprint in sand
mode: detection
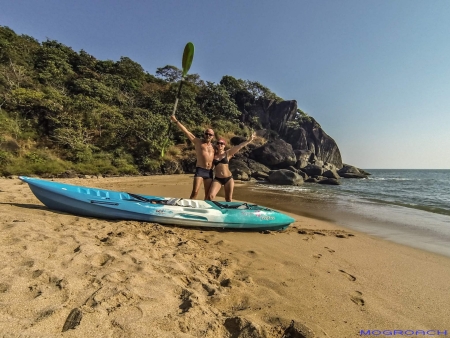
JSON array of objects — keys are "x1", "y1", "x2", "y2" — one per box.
[
  {"x1": 0, "y1": 282, "x2": 10, "y2": 293},
  {"x1": 324, "y1": 247, "x2": 335, "y2": 253},
  {"x1": 110, "y1": 305, "x2": 144, "y2": 327},
  {"x1": 245, "y1": 250, "x2": 259, "y2": 258},
  {"x1": 339, "y1": 269, "x2": 356, "y2": 281},
  {"x1": 91, "y1": 253, "x2": 115, "y2": 267},
  {"x1": 179, "y1": 289, "x2": 194, "y2": 313},
  {"x1": 351, "y1": 291, "x2": 365, "y2": 307},
  {"x1": 207, "y1": 265, "x2": 222, "y2": 279},
  {"x1": 201, "y1": 282, "x2": 217, "y2": 296}
]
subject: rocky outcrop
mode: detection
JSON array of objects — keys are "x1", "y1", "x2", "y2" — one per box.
[
  {"x1": 246, "y1": 99, "x2": 343, "y2": 168},
  {"x1": 283, "y1": 116, "x2": 343, "y2": 169}
]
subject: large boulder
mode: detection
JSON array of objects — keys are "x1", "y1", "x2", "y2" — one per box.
[
  {"x1": 338, "y1": 164, "x2": 368, "y2": 178},
  {"x1": 338, "y1": 164, "x2": 361, "y2": 175},
  {"x1": 268, "y1": 169, "x2": 304, "y2": 186},
  {"x1": 252, "y1": 171, "x2": 269, "y2": 180},
  {"x1": 322, "y1": 168, "x2": 340, "y2": 179},
  {"x1": 229, "y1": 159, "x2": 251, "y2": 179},
  {"x1": 247, "y1": 159, "x2": 271, "y2": 173},
  {"x1": 301, "y1": 164, "x2": 323, "y2": 177},
  {"x1": 294, "y1": 149, "x2": 312, "y2": 169},
  {"x1": 250, "y1": 139, "x2": 296, "y2": 169},
  {"x1": 318, "y1": 178, "x2": 341, "y2": 185}
]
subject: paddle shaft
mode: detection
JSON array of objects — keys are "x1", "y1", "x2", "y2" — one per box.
[
  {"x1": 172, "y1": 78, "x2": 185, "y2": 116},
  {"x1": 161, "y1": 42, "x2": 194, "y2": 157}
]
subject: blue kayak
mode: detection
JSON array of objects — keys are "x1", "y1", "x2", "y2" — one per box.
[{"x1": 19, "y1": 176, "x2": 294, "y2": 230}]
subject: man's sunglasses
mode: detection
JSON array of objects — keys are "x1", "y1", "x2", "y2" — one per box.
[
  {"x1": 217, "y1": 142, "x2": 225, "y2": 145},
  {"x1": 204, "y1": 132, "x2": 214, "y2": 137}
]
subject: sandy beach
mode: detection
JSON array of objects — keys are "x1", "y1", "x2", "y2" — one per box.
[{"x1": 1, "y1": 175, "x2": 449, "y2": 337}]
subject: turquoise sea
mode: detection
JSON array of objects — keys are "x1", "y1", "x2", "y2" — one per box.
[{"x1": 235, "y1": 169, "x2": 450, "y2": 257}]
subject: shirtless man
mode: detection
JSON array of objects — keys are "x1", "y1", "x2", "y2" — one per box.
[{"x1": 170, "y1": 115, "x2": 215, "y2": 199}]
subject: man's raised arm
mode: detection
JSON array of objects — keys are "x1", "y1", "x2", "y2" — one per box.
[{"x1": 170, "y1": 115, "x2": 196, "y2": 143}]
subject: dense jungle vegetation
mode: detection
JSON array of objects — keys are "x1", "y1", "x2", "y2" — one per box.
[{"x1": 0, "y1": 26, "x2": 305, "y2": 176}]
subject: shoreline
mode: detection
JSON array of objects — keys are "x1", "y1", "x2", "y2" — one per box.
[
  {"x1": 232, "y1": 181, "x2": 450, "y2": 259},
  {"x1": 1, "y1": 175, "x2": 449, "y2": 336}
]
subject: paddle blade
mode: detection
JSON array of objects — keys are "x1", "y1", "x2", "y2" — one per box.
[{"x1": 182, "y1": 42, "x2": 195, "y2": 77}]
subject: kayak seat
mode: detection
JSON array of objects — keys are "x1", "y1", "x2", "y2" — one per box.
[
  {"x1": 166, "y1": 198, "x2": 181, "y2": 205},
  {"x1": 177, "y1": 199, "x2": 200, "y2": 208}
]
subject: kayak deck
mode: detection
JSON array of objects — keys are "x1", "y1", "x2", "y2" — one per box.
[{"x1": 19, "y1": 176, "x2": 294, "y2": 230}]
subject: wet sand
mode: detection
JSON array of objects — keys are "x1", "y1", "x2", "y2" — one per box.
[
  {"x1": 233, "y1": 182, "x2": 450, "y2": 258},
  {"x1": 0, "y1": 175, "x2": 449, "y2": 337}
]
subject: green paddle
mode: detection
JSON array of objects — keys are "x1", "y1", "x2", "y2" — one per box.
[
  {"x1": 161, "y1": 42, "x2": 195, "y2": 158},
  {"x1": 172, "y1": 42, "x2": 194, "y2": 115}
]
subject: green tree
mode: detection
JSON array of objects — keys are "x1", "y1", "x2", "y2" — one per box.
[
  {"x1": 34, "y1": 40, "x2": 76, "y2": 89},
  {"x1": 196, "y1": 82, "x2": 240, "y2": 122},
  {"x1": 156, "y1": 65, "x2": 182, "y2": 82}
]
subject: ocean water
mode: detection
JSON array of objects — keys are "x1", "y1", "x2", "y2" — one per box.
[
  {"x1": 338, "y1": 169, "x2": 450, "y2": 216},
  {"x1": 235, "y1": 169, "x2": 450, "y2": 257}
]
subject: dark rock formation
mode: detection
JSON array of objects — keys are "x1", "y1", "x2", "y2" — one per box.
[
  {"x1": 338, "y1": 164, "x2": 361, "y2": 174},
  {"x1": 322, "y1": 168, "x2": 340, "y2": 179},
  {"x1": 229, "y1": 158, "x2": 253, "y2": 181},
  {"x1": 247, "y1": 159, "x2": 270, "y2": 173},
  {"x1": 250, "y1": 139, "x2": 296, "y2": 169},
  {"x1": 338, "y1": 164, "x2": 368, "y2": 178},
  {"x1": 252, "y1": 171, "x2": 269, "y2": 180},
  {"x1": 268, "y1": 169, "x2": 304, "y2": 186},
  {"x1": 301, "y1": 164, "x2": 323, "y2": 177},
  {"x1": 283, "y1": 116, "x2": 343, "y2": 169},
  {"x1": 246, "y1": 98, "x2": 343, "y2": 168},
  {"x1": 294, "y1": 150, "x2": 312, "y2": 169},
  {"x1": 318, "y1": 178, "x2": 341, "y2": 185}
]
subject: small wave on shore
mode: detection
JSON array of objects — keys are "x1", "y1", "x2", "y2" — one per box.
[{"x1": 234, "y1": 169, "x2": 450, "y2": 257}]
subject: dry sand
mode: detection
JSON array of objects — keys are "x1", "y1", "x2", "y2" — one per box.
[{"x1": 0, "y1": 175, "x2": 449, "y2": 337}]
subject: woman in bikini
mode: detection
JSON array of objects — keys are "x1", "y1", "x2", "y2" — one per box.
[{"x1": 207, "y1": 133, "x2": 255, "y2": 202}]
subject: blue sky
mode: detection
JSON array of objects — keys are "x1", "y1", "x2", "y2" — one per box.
[{"x1": 1, "y1": 0, "x2": 449, "y2": 169}]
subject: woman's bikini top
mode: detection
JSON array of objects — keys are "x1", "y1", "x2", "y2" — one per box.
[{"x1": 213, "y1": 152, "x2": 229, "y2": 166}]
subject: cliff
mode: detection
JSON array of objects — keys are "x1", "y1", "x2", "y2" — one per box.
[{"x1": 246, "y1": 99, "x2": 343, "y2": 169}]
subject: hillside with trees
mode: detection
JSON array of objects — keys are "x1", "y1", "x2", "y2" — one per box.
[{"x1": 0, "y1": 25, "x2": 317, "y2": 177}]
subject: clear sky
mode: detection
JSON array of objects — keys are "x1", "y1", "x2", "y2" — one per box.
[{"x1": 1, "y1": 0, "x2": 449, "y2": 169}]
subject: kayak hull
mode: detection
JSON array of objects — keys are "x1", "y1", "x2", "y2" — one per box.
[{"x1": 19, "y1": 176, "x2": 294, "y2": 230}]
